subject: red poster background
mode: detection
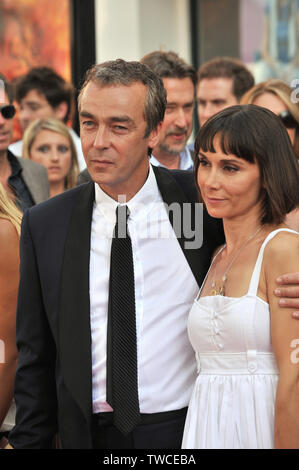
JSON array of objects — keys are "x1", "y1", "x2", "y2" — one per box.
[{"x1": 0, "y1": 0, "x2": 72, "y2": 140}]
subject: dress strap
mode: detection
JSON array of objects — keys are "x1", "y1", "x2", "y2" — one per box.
[{"x1": 247, "y1": 228, "x2": 298, "y2": 296}]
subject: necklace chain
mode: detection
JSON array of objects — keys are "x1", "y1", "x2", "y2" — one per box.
[{"x1": 210, "y1": 226, "x2": 263, "y2": 296}]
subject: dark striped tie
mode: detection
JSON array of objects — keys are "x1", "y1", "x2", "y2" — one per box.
[{"x1": 106, "y1": 205, "x2": 141, "y2": 435}]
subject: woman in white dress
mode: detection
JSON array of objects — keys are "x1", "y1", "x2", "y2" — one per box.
[{"x1": 182, "y1": 104, "x2": 299, "y2": 449}]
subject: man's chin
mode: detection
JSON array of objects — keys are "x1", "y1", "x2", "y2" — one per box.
[{"x1": 159, "y1": 142, "x2": 186, "y2": 155}]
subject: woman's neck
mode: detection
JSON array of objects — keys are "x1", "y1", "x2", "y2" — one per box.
[
  {"x1": 222, "y1": 212, "x2": 266, "y2": 255},
  {"x1": 49, "y1": 181, "x2": 65, "y2": 198}
]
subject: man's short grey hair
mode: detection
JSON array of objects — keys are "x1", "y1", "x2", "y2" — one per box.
[
  {"x1": 140, "y1": 51, "x2": 197, "y2": 88},
  {"x1": 78, "y1": 59, "x2": 167, "y2": 138}
]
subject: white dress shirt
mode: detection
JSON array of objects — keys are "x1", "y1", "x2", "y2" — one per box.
[{"x1": 90, "y1": 165, "x2": 198, "y2": 414}]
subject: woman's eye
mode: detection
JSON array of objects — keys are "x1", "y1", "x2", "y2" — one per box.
[
  {"x1": 37, "y1": 145, "x2": 49, "y2": 153},
  {"x1": 224, "y1": 165, "x2": 239, "y2": 172},
  {"x1": 198, "y1": 158, "x2": 209, "y2": 166},
  {"x1": 58, "y1": 145, "x2": 69, "y2": 153}
]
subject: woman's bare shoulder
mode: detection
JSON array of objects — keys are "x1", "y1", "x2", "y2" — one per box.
[
  {"x1": 0, "y1": 219, "x2": 19, "y2": 276},
  {"x1": 264, "y1": 230, "x2": 299, "y2": 268},
  {"x1": 0, "y1": 218, "x2": 18, "y2": 238}
]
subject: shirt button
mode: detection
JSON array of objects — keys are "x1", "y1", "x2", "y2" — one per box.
[
  {"x1": 212, "y1": 312, "x2": 218, "y2": 319},
  {"x1": 218, "y1": 343, "x2": 224, "y2": 350},
  {"x1": 248, "y1": 363, "x2": 257, "y2": 373},
  {"x1": 214, "y1": 328, "x2": 220, "y2": 335}
]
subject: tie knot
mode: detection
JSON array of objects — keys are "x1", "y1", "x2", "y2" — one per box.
[
  {"x1": 116, "y1": 204, "x2": 129, "y2": 220},
  {"x1": 115, "y1": 205, "x2": 130, "y2": 238}
]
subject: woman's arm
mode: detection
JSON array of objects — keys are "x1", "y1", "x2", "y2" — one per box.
[
  {"x1": 265, "y1": 232, "x2": 299, "y2": 448},
  {"x1": 0, "y1": 219, "x2": 19, "y2": 427}
]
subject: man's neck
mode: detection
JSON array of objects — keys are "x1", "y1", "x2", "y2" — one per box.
[
  {"x1": 152, "y1": 150, "x2": 181, "y2": 170},
  {"x1": 0, "y1": 148, "x2": 7, "y2": 162},
  {"x1": 0, "y1": 150, "x2": 10, "y2": 175}
]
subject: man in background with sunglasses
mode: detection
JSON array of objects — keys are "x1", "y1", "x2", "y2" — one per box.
[{"x1": 0, "y1": 74, "x2": 49, "y2": 210}]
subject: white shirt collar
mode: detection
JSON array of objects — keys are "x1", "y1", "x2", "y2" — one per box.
[{"x1": 94, "y1": 164, "x2": 161, "y2": 223}]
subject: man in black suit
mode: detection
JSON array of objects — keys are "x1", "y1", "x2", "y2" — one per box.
[{"x1": 7, "y1": 59, "x2": 299, "y2": 450}]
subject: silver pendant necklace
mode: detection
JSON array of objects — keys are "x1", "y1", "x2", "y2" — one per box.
[{"x1": 210, "y1": 226, "x2": 263, "y2": 296}]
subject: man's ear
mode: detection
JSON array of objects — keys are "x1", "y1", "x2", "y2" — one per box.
[
  {"x1": 148, "y1": 122, "x2": 162, "y2": 149},
  {"x1": 54, "y1": 101, "x2": 68, "y2": 122}
]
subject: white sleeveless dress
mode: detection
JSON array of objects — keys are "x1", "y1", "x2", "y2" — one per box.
[{"x1": 182, "y1": 228, "x2": 298, "y2": 449}]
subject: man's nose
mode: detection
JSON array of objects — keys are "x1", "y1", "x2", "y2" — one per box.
[
  {"x1": 0, "y1": 112, "x2": 6, "y2": 126},
  {"x1": 93, "y1": 126, "x2": 110, "y2": 148},
  {"x1": 19, "y1": 107, "x2": 32, "y2": 126},
  {"x1": 174, "y1": 108, "x2": 188, "y2": 129},
  {"x1": 198, "y1": 104, "x2": 214, "y2": 126}
]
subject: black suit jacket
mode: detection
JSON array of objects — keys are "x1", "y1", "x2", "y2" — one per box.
[{"x1": 9, "y1": 166, "x2": 224, "y2": 449}]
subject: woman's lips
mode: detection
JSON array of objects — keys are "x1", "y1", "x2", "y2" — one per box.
[{"x1": 205, "y1": 197, "x2": 226, "y2": 204}]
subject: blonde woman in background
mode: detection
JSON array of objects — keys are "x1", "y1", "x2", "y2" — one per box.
[
  {"x1": 241, "y1": 79, "x2": 299, "y2": 231},
  {"x1": 22, "y1": 118, "x2": 79, "y2": 198},
  {"x1": 0, "y1": 183, "x2": 22, "y2": 440}
]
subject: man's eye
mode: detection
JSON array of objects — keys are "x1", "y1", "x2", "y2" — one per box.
[
  {"x1": 82, "y1": 120, "x2": 94, "y2": 128},
  {"x1": 114, "y1": 125, "x2": 127, "y2": 131},
  {"x1": 29, "y1": 105, "x2": 42, "y2": 111}
]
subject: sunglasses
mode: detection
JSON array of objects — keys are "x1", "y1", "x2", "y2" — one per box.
[
  {"x1": 0, "y1": 104, "x2": 16, "y2": 119},
  {"x1": 278, "y1": 110, "x2": 298, "y2": 129}
]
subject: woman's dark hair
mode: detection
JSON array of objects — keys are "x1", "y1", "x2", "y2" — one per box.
[{"x1": 194, "y1": 104, "x2": 299, "y2": 225}]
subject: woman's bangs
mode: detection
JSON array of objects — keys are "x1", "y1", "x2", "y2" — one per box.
[{"x1": 195, "y1": 120, "x2": 256, "y2": 163}]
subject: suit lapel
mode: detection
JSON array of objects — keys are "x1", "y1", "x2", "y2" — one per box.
[
  {"x1": 153, "y1": 166, "x2": 206, "y2": 286},
  {"x1": 59, "y1": 182, "x2": 95, "y2": 424}
]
